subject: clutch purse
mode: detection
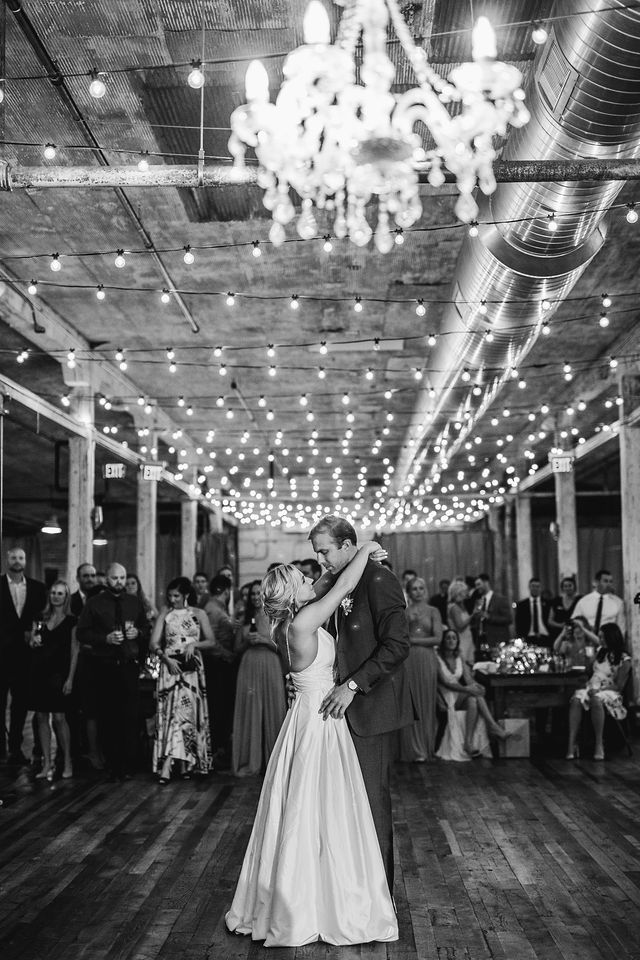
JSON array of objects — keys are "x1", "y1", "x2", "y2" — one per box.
[{"x1": 171, "y1": 651, "x2": 198, "y2": 671}]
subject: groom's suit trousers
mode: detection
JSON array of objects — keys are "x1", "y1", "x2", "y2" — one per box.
[{"x1": 350, "y1": 728, "x2": 395, "y2": 888}]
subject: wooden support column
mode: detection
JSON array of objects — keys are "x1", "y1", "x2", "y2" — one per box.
[
  {"x1": 487, "y1": 505, "x2": 505, "y2": 596},
  {"x1": 515, "y1": 494, "x2": 534, "y2": 597},
  {"x1": 136, "y1": 465, "x2": 157, "y2": 607},
  {"x1": 181, "y1": 499, "x2": 198, "y2": 580},
  {"x1": 503, "y1": 499, "x2": 516, "y2": 605},
  {"x1": 620, "y1": 374, "x2": 640, "y2": 698},
  {"x1": 554, "y1": 466, "x2": 578, "y2": 584},
  {"x1": 66, "y1": 395, "x2": 94, "y2": 584}
]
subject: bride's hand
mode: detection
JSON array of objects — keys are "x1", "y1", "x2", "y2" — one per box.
[{"x1": 366, "y1": 541, "x2": 387, "y2": 562}]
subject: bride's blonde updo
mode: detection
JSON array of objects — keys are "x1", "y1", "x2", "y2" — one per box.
[{"x1": 260, "y1": 564, "x2": 303, "y2": 642}]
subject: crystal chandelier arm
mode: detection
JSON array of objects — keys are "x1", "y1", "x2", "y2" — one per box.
[
  {"x1": 335, "y1": 0, "x2": 366, "y2": 56},
  {"x1": 385, "y1": 0, "x2": 456, "y2": 98}
]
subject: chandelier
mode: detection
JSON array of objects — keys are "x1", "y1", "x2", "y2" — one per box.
[{"x1": 228, "y1": 0, "x2": 529, "y2": 254}]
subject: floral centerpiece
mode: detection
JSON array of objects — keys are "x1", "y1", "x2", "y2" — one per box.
[{"x1": 495, "y1": 638, "x2": 552, "y2": 675}]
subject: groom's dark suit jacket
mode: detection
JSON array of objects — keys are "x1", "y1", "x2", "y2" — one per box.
[{"x1": 333, "y1": 559, "x2": 415, "y2": 737}]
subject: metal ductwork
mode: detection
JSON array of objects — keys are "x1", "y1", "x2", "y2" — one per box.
[{"x1": 394, "y1": 0, "x2": 640, "y2": 493}]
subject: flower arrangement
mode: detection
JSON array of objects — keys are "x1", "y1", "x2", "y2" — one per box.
[{"x1": 495, "y1": 638, "x2": 551, "y2": 675}]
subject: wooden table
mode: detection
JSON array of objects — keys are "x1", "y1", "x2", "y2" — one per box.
[{"x1": 481, "y1": 670, "x2": 586, "y2": 720}]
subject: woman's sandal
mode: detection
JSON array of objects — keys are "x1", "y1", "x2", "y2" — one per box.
[
  {"x1": 158, "y1": 776, "x2": 169, "y2": 785},
  {"x1": 565, "y1": 746, "x2": 580, "y2": 760}
]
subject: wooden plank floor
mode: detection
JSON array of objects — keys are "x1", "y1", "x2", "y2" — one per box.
[{"x1": 1, "y1": 752, "x2": 640, "y2": 960}]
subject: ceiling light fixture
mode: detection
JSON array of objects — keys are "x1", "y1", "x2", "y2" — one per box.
[
  {"x1": 42, "y1": 515, "x2": 62, "y2": 535},
  {"x1": 229, "y1": 1, "x2": 528, "y2": 253},
  {"x1": 88, "y1": 70, "x2": 107, "y2": 99}
]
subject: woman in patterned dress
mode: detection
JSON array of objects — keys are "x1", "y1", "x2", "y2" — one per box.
[{"x1": 150, "y1": 577, "x2": 216, "y2": 782}]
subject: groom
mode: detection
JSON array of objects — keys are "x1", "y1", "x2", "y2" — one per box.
[{"x1": 309, "y1": 515, "x2": 414, "y2": 889}]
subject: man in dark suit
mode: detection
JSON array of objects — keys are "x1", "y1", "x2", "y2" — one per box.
[
  {"x1": 70, "y1": 562, "x2": 98, "y2": 616},
  {"x1": 473, "y1": 573, "x2": 512, "y2": 656},
  {"x1": 0, "y1": 547, "x2": 47, "y2": 763},
  {"x1": 515, "y1": 577, "x2": 552, "y2": 648},
  {"x1": 310, "y1": 516, "x2": 414, "y2": 890}
]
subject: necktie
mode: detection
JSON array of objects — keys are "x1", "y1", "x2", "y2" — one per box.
[
  {"x1": 594, "y1": 594, "x2": 604, "y2": 633},
  {"x1": 532, "y1": 598, "x2": 539, "y2": 634}
]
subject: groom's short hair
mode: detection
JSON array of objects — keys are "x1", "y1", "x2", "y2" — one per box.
[{"x1": 309, "y1": 515, "x2": 358, "y2": 547}]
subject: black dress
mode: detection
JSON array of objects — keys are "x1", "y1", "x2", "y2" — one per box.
[{"x1": 29, "y1": 614, "x2": 77, "y2": 713}]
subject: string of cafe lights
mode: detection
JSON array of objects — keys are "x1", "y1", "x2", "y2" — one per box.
[
  {"x1": 3, "y1": 195, "x2": 640, "y2": 271},
  {"x1": 1, "y1": 2, "x2": 639, "y2": 98}
]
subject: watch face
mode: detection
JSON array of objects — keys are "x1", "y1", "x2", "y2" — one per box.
[{"x1": 348, "y1": 680, "x2": 358, "y2": 691}]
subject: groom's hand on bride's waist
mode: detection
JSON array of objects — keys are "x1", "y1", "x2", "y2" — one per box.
[{"x1": 319, "y1": 682, "x2": 357, "y2": 721}]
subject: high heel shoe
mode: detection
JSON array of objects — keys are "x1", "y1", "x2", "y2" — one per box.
[
  {"x1": 35, "y1": 767, "x2": 53, "y2": 780},
  {"x1": 62, "y1": 766, "x2": 73, "y2": 779},
  {"x1": 565, "y1": 746, "x2": 580, "y2": 760},
  {"x1": 593, "y1": 749, "x2": 605, "y2": 761}
]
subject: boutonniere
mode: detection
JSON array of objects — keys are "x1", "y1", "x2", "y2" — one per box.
[{"x1": 341, "y1": 595, "x2": 353, "y2": 617}]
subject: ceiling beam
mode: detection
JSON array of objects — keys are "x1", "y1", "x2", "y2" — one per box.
[
  {"x1": 6, "y1": 159, "x2": 640, "y2": 190},
  {"x1": 516, "y1": 424, "x2": 620, "y2": 493},
  {"x1": 0, "y1": 370, "x2": 198, "y2": 498}
]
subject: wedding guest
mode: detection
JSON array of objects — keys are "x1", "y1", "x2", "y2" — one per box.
[
  {"x1": 300, "y1": 558, "x2": 322, "y2": 583},
  {"x1": 447, "y1": 580, "x2": 474, "y2": 664},
  {"x1": 401, "y1": 568, "x2": 418, "y2": 603},
  {"x1": 566, "y1": 622, "x2": 631, "y2": 760},
  {"x1": 231, "y1": 579, "x2": 286, "y2": 777},
  {"x1": 70, "y1": 563, "x2": 98, "y2": 616},
  {"x1": 548, "y1": 576, "x2": 582, "y2": 636},
  {"x1": 192, "y1": 571, "x2": 211, "y2": 609},
  {"x1": 77, "y1": 562, "x2": 149, "y2": 781},
  {"x1": 150, "y1": 577, "x2": 215, "y2": 782},
  {"x1": 472, "y1": 573, "x2": 512, "y2": 655},
  {"x1": 436, "y1": 629, "x2": 508, "y2": 761},
  {"x1": 572, "y1": 570, "x2": 625, "y2": 636},
  {"x1": 553, "y1": 615, "x2": 598, "y2": 668},
  {"x1": 0, "y1": 547, "x2": 47, "y2": 764},
  {"x1": 235, "y1": 582, "x2": 252, "y2": 622},
  {"x1": 95, "y1": 571, "x2": 107, "y2": 587},
  {"x1": 399, "y1": 577, "x2": 442, "y2": 762},
  {"x1": 125, "y1": 573, "x2": 157, "y2": 623},
  {"x1": 217, "y1": 564, "x2": 237, "y2": 616},
  {"x1": 204, "y1": 574, "x2": 239, "y2": 768},
  {"x1": 28, "y1": 580, "x2": 78, "y2": 781},
  {"x1": 429, "y1": 579, "x2": 451, "y2": 623},
  {"x1": 515, "y1": 577, "x2": 552, "y2": 647}
]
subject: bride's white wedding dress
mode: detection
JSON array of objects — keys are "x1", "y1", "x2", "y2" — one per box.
[{"x1": 225, "y1": 627, "x2": 398, "y2": 947}]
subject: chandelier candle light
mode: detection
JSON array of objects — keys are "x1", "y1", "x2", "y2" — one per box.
[{"x1": 228, "y1": 0, "x2": 529, "y2": 253}]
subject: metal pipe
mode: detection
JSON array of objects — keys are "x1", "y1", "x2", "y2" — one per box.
[
  {"x1": 7, "y1": 159, "x2": 640, "y2": 190},
  {"x1": 5, "y1": 0, "x2": 200, "y2": 333}
]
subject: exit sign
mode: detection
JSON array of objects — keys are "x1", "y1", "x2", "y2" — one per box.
[
  {"x1": 140, "y1": 463, "x2": 163, "y2": 482},
  {"x1": 549, "y1": 452, "x2": 575, "y2": 474},
  {"x1": 102, "y1": 463, "x2": 126, "y2": 479}
]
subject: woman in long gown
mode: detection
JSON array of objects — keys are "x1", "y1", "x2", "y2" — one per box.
[
  {"x1": 150, "y1": 577, "x2": 215, "y2": 782},
  {"x1": 231, "y1": 580, "x2": 287, "y2": 777},
  {"x1": 226, "y1": 542, "x2": 398, "y2": 947},
  {"x1": 447, "y1": 579, "x2": 475, "y2": 665},
  {"x1": 399, "y1": 576, "x2": 442, "y2": 761}
]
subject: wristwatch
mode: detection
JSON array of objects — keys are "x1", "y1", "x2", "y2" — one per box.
[{"x1": 347, "y1": 679, "x2": 359, "y2": 693}]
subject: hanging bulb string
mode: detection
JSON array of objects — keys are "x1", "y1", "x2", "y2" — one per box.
[
  {"x1": 1, "y1": 3, "x2": 639, "y2": 85},
  {"x1": 2, "y1": 195, "x2": 638, "y2": 272}
]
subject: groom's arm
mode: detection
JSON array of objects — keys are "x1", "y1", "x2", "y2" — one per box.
[{"x1": 349, "y1": 566, "x2": 410, "y2": 694}]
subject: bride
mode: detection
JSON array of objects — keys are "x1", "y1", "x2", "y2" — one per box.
[{"x1": 225, "y1": 541, "x2": 398, "y2": 947}]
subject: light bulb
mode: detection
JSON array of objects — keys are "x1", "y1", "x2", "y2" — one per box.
[
  {"x1": 627, "y1": 205, "x2": 638, "y2": 224},
  {"x1": 28, "y1": 280, "x2": 37, "y2": 295},
  {"x1": 89, "y1": 73, "x2": 106, "y2": 99},
  {"x1": 599, "y1": 312, "x2": 609, "y2": 328},
  {"x1": 532, "y1": 24, "x2": 548, "y2": 45},
  {"x1": 319, "y1": 341, "x2": 328, "y2": 355},
  {"x1": 610, "y1": 357, "x2": 618, "y2": 368},
  {"x1": 137, "y1": 395, "x2": 145, "y2": 406},
  {"x1": 169, "y1": 362, "x2": 177, "y2": 373},
  {"x1": 472, "y1": 17, "x2": 497, "y2": 61},
  {"x1": 138, "y1": 154, "x2": 149, "y2": 172},
  {"x1": 485, "y1": 328, "x2": 494, "y2": 342},
  {"x1": 96, "y1": 285, "x2": 105, "y2": 300},
  {"x1": 114, "y1": 250, "x2": 126, "y2": 268},
  {"x1": 61, "y1": 394, "x2": 71, "y2": 407},
  {"x1": 427, "y1": 333, "x2": 437, "y2": 347},
  {"x1": 245, "y1": 60, "x2": 269, "y2": 101},
  {"x1": 188, "y1": 61, "x2": 205, "y2": 89},
  {"x1": 44, "y1": 143, "x2": 56, "y2": 160},
  {"x1": 547, "y1": 213, "x2": 558, "y2": 232},
  {"x1": 478, "y1": 300, "x2": 487, "y2": 315},
  {"x1": 267, "y1": 344, "x2": 275, "y2": 358},
  {"x1": 394, "y1": 228, "x2": 404, "y2": 245},
  {"x1": 290, "y1": 295, "x2": 299, "y2": 310},
  {"x1": 602, "y1": 293, "x2": 612, "y2": 308},
  {"x1": 160, "y1": 289, "x2": 171, "y2": 304},
  {"x1": 415, "y1": 299, "x2": 426, "y2": 317},
  {"x1": 468, "y1": 221, "x2": 479, "y2": 238},
  {"x1": 542, "y1": 321, "x2": 550, "y2": 335},
  {"x1": 563, "y1": 362, "x2": 572, "y2": 373},
  {"x1": 461, "y1": 369, "x2": 471, "y2": 382},
  {"x1": 323, "y1": 236, "x2": 333, "y2": 253},
  {"x1": 50, "y1": 254, "x2": 61, "y2": 272},
  {"x1": 115, "y1": 348, "x2": 124, "y2": 362},
  {"x1": 269, "y1": 365, "x2": 276, "y2": 376},
  {"x1": 366, "y1": 368, "x2": 374, "y2": 380},
  {"x1": 219, "y1": 363, "x2": 227, "y2": 376},
  {"x1": 183, "y1": 245, "x2": 195, "y2": 264},
  {"x1": 226, "y1": 292, "x2": 235, "y2": 306},
  {"x1": 318, "y1": 367, "x2": 326, "y2": 379},
  {"x1": 166, "y1": 347, "x2": 175, "y2": 360},
  {"x1": 252, "y1": 241, "x2": 262, "y2": 257},
  {"x1": 303, "y1": 0, "x2": 331, "y2": 44}
]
